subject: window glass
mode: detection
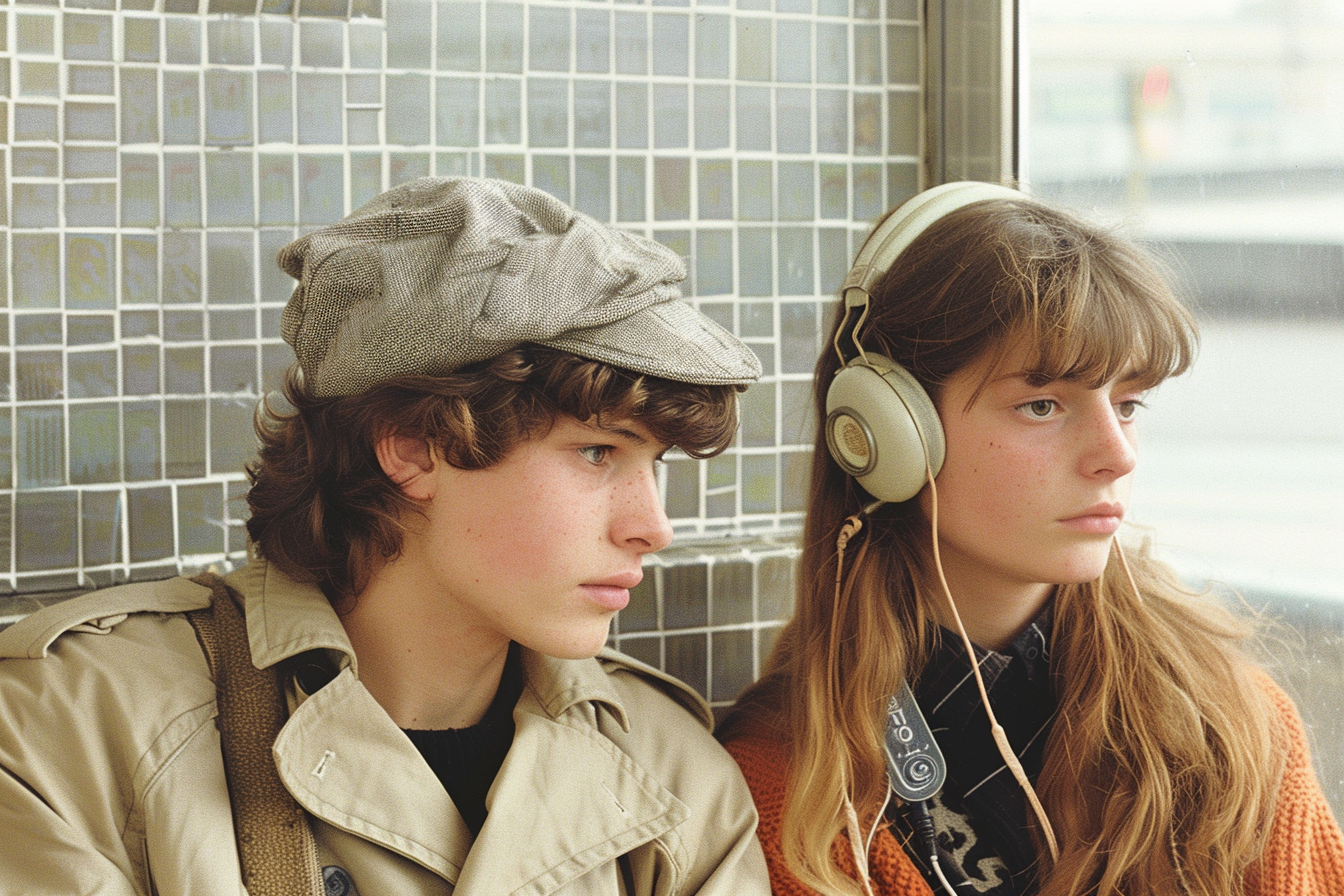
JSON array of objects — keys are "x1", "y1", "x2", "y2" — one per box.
[{"x1": 1027, "y1": 0, "x2": 1344, "y2": 807}]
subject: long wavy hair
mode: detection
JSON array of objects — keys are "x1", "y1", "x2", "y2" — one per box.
[
  {"x1": 246, "y1": 345, "x2": 743, "y2": 604},
  {"x1": 720, "y1": 197, "x2": 1283, "y2": 895}
]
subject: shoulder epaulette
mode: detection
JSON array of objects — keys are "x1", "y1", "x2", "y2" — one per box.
[{"x1": 0, "y1": 577, "x2": 211, "y2": 660}]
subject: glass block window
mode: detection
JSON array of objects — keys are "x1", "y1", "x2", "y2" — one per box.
[{"x1": 0, "y1": 0, "x2": 926, "y2": 705}]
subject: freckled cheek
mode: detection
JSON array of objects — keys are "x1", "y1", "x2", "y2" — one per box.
[{"x1": 964, "y1": 444, "x2": 1047, "y2": 526}]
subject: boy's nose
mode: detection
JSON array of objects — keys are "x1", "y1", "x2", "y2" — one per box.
[{"x1": 614, "y1": 469, "x2": 674, "y2": 554}]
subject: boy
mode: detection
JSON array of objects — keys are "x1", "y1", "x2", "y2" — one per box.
[{"x1": 0, "y1": 177, "x2": 770, "y2": 894}]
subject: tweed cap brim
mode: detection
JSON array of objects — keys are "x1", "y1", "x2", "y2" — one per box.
[{"x1": 278, "y1": 176, "x2": 761, "y2": 397}]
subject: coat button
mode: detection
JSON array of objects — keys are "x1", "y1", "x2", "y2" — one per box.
[{"x1": 322, "y1": 865, "x2": 355, "y2": 896}]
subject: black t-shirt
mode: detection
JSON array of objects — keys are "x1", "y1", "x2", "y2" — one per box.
[
  {"x1": 402, "y1": 643, "x2": 526, "y2": 836},
  {"x1": 889, "y1": 604, "x2": 1056, "y2": 896}
]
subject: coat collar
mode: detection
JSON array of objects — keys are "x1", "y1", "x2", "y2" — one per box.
[
  {"x1": 520, "y1": 648, "x2": 633, "y2": 733},
  {"x1": 232, "y1": 553, "x2": 640, "y2": 729},
  {"x1": 229, "y1": 551, "x2": 359, "y2": 674},
  {"x1": 457, "y1": 690, "x2": 689, "y2": 894}
]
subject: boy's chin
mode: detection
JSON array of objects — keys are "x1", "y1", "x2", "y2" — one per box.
[{"x1": 530, "y1": 627, "x2": 616, "y2": 661}]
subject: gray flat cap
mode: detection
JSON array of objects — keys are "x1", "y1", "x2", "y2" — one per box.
[{"x1": 277, "y1": 176, "x2": 762, "y2": 397}]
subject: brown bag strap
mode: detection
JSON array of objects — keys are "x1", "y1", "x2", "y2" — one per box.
[{"x1": 186, "y1": 572, "x2": 324, "y2": 896}]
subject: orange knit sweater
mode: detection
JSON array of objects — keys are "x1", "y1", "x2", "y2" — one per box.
[{"x1": 723, "y1": 680, "x2": 1344, "y2": 895}]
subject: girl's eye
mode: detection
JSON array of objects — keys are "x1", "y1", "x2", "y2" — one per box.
[
  {"x1": 578, "y1": 445, "x2": 611, "y2": 465},
  {"x1": 1116, "y1": 399, "x2": 1144, "y2": 420},
  {"x1": 1021, "y1": 399, "x2": 1056, "y2": 419}
]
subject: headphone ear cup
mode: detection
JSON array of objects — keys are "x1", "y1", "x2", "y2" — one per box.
[{"x1": 824, "y1": 356, "x2": 945, "y2": 503}]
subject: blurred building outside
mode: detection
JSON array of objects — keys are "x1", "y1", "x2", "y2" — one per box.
[{"x1": 1028, "y1": 0, "x2": 1343, "y2": 601}]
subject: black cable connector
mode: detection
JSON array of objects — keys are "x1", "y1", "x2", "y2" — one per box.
[
  {"x1": 908, "y1": 799, "x2": 938, "y2": 856},
  {"x1": 907, "y1": 799, "x2": 959, "y2": 896}
]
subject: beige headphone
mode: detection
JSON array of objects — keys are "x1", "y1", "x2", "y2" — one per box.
[
  {"x1": 825, "y1": 182, "x2": 1064, "y2": 885},
  {"x1": 825, "y1": 181, "x2": 1024, "y2": 502}
]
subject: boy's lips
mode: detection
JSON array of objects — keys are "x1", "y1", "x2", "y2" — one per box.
[{"x1": 580, "y1": 570, "x2": 643, "y2": 611}]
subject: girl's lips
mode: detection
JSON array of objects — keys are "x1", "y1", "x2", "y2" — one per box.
[
  {"x1": 1060, "y1": 503, "x2": 1124, "y2": 535},
  {"x1": 1060, "y1": 513, "x2": 1123, "y2": 535}
]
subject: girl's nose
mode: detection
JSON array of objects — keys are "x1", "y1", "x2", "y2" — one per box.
[{"x1": 1083, "y1": 404, "x2": 1138, "y2": 480}]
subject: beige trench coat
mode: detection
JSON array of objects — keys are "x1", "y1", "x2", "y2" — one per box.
[{"x1": 0, "y1": 556, "x2": 770, "y2": 895}]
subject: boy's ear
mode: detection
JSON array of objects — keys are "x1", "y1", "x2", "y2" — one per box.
[{"x1": 375, "y1": 434, "x2": 437, "y2": 500}]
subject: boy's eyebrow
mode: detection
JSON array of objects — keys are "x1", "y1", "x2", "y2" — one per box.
[{"x1": 578, "y1": 419, "x2": 649, "y2": 445}]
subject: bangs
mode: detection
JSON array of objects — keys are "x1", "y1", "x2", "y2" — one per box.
[
  {"x1": 627, "y1": 378, "x2": 743, "y2": 459},
  {"x1": 987, "y1": 227, "x2": 1198, "y2": 393},
  {"x1": 535, "y1": 347, "x2": 742, "y2": 459}
]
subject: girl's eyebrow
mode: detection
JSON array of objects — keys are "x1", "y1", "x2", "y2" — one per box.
[
  {"x1": 992, "y1": 365, "x2": 1148, "y2": 389},
  {"x1": 1116, "y1": 368, "x2": 1145, "y2": 386},
  {"x1": 1021, "y1": 372, "x2": 1056, "y2": 388},
  {"x1": 984, "y1": 369, "x2": 1052, "y2": 388}
]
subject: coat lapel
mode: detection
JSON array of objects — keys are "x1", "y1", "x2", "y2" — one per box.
[
  {"x1": 273, "y1": 670, "x2": 473, "y2": 882},
  {"x1": 452, "y1": 693, "x2": 688, "y2": 896}
]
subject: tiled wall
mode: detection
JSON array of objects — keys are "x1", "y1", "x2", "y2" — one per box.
[{"x1": 0, "y1": 0, "x2": 925, "y2": 706}]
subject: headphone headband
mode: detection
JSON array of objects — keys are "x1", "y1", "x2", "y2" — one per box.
[
  {"x1": 825, "y1": 181, "x2": 1023, "y2": 503},
  {"x1": 841, "y1": 181, "x2": 1023, "y2": 313}
]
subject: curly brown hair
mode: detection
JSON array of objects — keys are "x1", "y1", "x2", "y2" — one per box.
[{"x1": 245, "y1": 345, "x2": 743, "y2": 604}]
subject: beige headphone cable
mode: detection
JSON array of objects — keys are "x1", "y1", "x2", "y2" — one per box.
[
  {"x1": 831, "y1": 491, "x2": 1051, "y2": 895},
  {"x1": 829, "y1": 432, "x2": 1062, "y2": 875},
  {"x1": 834, "y1": 508, "x2": 881, "y2": 896},
  {"x1": 923, "y1": 455, "x2": 1061, "y2": 862},
  {"x1": 1112, "y1": 536, "x2": 1143, "y2": 604}
]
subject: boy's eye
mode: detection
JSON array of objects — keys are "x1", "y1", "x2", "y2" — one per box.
[
  {"x1": 578, "y1": 445, "x2": 610, "y2": 464},
  {"x1": 1021, "y1": 399, "x2": 1056, "y2": 418}
]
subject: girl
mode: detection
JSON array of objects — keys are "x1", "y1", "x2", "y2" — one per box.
[{"x1": 719, "y1": 182, "x2": 1344, "y2": 896}]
